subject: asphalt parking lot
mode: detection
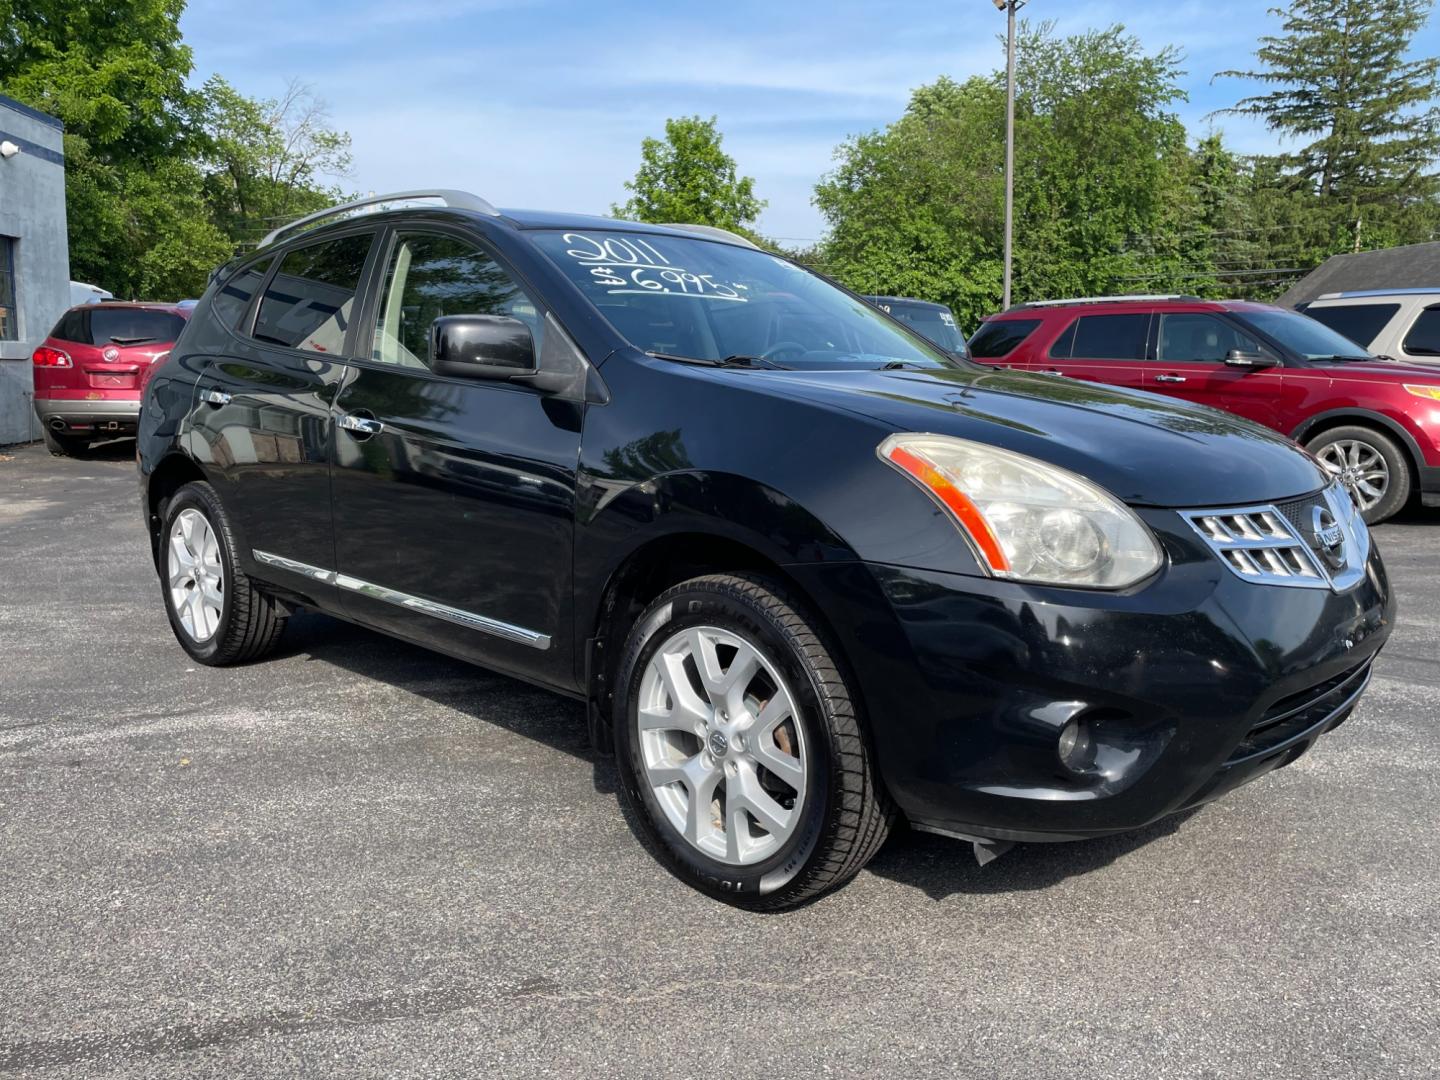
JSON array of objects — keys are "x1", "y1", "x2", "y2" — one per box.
[{"x1": 1, "y1": 440, "x2": 1437, "y2": 1079}]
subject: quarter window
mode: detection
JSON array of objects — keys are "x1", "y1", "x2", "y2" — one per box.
[
  {"x1": 0, "y1": 237, "x2": 16, "y2": 341},
  {"x1": 371, "y1": 232, "x2": 542, "y2": 370},
  {"x1": 253, "y1": 233, "x2": 373, "y2": 354},
  {"x1": 51, "y1": 308, "x2": 87, "y2": 344},
  {"x1": 1055, "y1": 314, "x2": 1151, "y2": 361},
  {"x1": 212, "y1": 257, "x2": 273, "y2": 332},
  {"x1": 1403, "y1": 306, "x2": 1440, "y2": 357},
  {"x1": 1305, "y1": 303, "x2": 1400, "y2": 350},
  {"x1": 969, "y1": 318, "x2": 1041, "y2": 359},
  {"x1": 1157, "y1": 314, "x2": 1262, "y2": 363}
]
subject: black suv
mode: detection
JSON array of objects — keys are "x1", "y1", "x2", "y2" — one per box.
[{"x1": 138, "y1": 191, "x2": 1393, "y2": 909}]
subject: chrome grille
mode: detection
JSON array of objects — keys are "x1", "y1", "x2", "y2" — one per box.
[
  {"x1": 1186, "y1": 507, "x2": 1324, "y2": 585},
  {"x1": 1273, "y1": 493, "x2": 1329, "y2": 543},
  {"x1": 1181, "y1": 484, "x2": 1369, "y2": 592}
]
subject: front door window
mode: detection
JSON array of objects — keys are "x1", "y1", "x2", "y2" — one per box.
[{"x1": 370, "y1": 233, "x2": 542, "y2": 369}]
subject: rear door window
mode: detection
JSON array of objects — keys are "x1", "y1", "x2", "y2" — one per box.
[
  {"x1": 1306, "y1": 304, "x2": 1401, "y2": 350},
  {"x1": 969, "y1": 319, "x2": 1042, "y2": 359},
  {"x1": 1403, "y1": 306, "x2": 1440, "y2": 357},
  {"x1": 1056, "y1": 314, "x2": 1151, "y2": 360},
  {"x1": 253, "y1": 233, "x2": 374, "y2": 355}
]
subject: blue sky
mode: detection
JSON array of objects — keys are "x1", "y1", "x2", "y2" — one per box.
[{"x1": 181, "y1": 0, "x2": 1440, "y2": 242}]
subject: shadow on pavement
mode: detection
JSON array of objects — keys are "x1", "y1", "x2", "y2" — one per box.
[
  {"x1": 271, "y1": 609, "x2": 1212, "y2": 902},
  {"x1": 274, "y1": 610, "x2": 615, "y2": 796},
  {"x1": 864, "y1": 809, "x2": 1201, "y2": 899}
]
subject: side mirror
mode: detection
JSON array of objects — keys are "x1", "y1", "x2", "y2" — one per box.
[
  {"x1": 1224, "y1": 349, "x2": 1280, "y2": 371},
  {"x1": 430, "y1": 314, "x2": 535, "y2": 380}
]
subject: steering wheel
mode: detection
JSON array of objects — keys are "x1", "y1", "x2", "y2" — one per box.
[{"x1": 762, "y1": 341, "x2": 808, "y2": 363}]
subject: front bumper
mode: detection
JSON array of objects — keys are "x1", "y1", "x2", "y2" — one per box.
[
  {"x1": 34, "y1": 397, "x2": 141, "y2": 432},
  {"x1": 791, "y1": 508, "x2": 1395, "y2": 843},
  {"x1": 1420, "y1": 465, "x2": 1440, "y2": 508}
]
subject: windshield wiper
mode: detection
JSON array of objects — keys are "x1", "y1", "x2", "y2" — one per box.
[
  {"x1": 647, "y1": 351, "x2": 788, "y2": 370},
  {"x1": 877, "y1": 360, "x2": 925, "y2": 371},
  {"x1": 109, "y1": 336, "x2": 158, "y2": 346},
  {"x1": 1312, "y1": 354, "x2": 1375, "y2": 363}
]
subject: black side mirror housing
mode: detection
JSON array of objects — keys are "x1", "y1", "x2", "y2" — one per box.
[
  {"x1": 430, "y1": 314, "x2": 567, "y2": 391},
  {"x1": 1224, "y1": 349, "x2": 1280, "y2": 371}
]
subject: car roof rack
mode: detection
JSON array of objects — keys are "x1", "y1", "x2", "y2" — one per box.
[
  {"x1": 1316, "y1": 287, "x2": 1440, "y2": 300},
  {"x1": 656, "y1": 223, "x2": 762, "y2": 251},
  {"x1": 1013, "y1": 294, "x2": 1206, "y2": 309},
  {"x1": 257, "y1": 189, "x2": 501, "y2": 249}
]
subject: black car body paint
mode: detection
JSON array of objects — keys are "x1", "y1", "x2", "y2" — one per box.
[{"x1": 138, "y1": 205, "x2": 1394, "y2": 854}]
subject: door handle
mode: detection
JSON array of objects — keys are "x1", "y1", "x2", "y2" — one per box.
[
  {"x1": 1154, "y1": 374, "x2": 1187, "y2": 384},
  {"x1": 337, "y1": 413, "x2": 384, "y2": 437},
  {"x1": 204, "y1": 388, "x2": 231, "y2": 406}
]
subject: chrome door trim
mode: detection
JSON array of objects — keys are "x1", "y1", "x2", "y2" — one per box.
[
  {"x1": 333, "y1": 573, "x2": 551, "y2": 649},
  {"x1": 250, "y1": 549, "x2": 550, "y2": 650},
  {"x1": 253, "y1": 549, "x2": 336, "y2": 583}
]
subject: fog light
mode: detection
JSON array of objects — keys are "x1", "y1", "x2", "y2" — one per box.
[{"x1": 1057, "y1": 718, "x2": 1096, "y2": 775}]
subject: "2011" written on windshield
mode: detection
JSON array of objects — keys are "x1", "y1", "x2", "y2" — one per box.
[{"x1": 561, "y1": 233, "x2": 748, "y2": 302}]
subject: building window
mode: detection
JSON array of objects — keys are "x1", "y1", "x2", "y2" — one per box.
[{"x1": 0, "y1": 237, "x2": 16, "y2": 341}]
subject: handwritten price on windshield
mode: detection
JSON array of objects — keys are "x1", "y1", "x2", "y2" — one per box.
[{"x1": 562, "y1": 233, "x2": 746, "y2": 301}]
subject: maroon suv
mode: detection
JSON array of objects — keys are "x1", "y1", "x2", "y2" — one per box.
[
  {"x1": 32, "y1": 302, "x2": 189, "y2": 457},
  {"x1": 970, "y1": 295, "x2": 1440, "y2": 523}
]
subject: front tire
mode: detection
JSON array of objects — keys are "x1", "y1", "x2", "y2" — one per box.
[
  {"x1": 613, "y1": 574, "x2": 893, "y2": 910},
  {"x1": 160, "y1": 481, "x2": 287, "y2": 665},
  {"x1": 1306, "y1": 425, "x2": 1411, "y2": 524}
]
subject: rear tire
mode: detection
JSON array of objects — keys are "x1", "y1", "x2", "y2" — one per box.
[
  {"x1": 1306, "y1": 425, "x2": 1411, "y2": 525},
  {"x1": 613, "y1": 573, "x2": 894, "y2": 910},
  {"x1": 42, "y1": 427, "x2": 89, "y2": 458},
  {"x1": 160, "y1": 481, "x2": 287, "y2": 666}
]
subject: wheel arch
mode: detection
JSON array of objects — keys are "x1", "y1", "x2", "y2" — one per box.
[
  {"x1": 585, "y1": 530, "x2": 843, "y2": 706},
  {"x1": 1291, "y1": 409, "x2": 1424, "y2": 485},
  {"x1": 144, "y1": 451, "x2": 209, "y2": 566},
  {"x1": 577, "y1": 464, "x2": 873, "y2": 740}
]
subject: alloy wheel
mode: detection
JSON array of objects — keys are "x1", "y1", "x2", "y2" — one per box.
[
  {"x1": 636, "y1": 625, "x2": 808, "y2": 866},
  {"x1": 1317, "y1": 439, "x2": 1389, "y2": 512},
  {"x1": 168, "y1": 508, "x2": 224, "y2": 642}
]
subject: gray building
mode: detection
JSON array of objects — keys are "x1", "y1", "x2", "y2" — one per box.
[{"x1": 0, "y1": 93, "x2": 69, "y2": 446}]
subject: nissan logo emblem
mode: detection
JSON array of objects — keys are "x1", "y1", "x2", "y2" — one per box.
[{"x1": 1312, "y1": 506, "x2": 1346, "y2": 570}]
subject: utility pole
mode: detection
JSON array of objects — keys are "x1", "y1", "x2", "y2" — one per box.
[{"x1": 995, "y1": 0, "x2": 1027, "y2": 310}]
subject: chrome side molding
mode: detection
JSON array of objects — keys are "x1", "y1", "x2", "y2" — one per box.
[
  {"x1": 251, "y1": 549, "x2": 550, "y2": 650},
  {"x1": 253, "y1": 550, "x2": 335, "y2": 583}
]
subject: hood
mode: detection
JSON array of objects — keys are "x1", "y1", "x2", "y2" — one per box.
[
  {"x1": 762, "y1": 366, "x2": 1329, "y2": 508},
  {"x1": 1308, "y1": 357, "x2": 1440, "y2": 383}
]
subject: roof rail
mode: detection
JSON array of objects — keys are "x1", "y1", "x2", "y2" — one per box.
[
  {"x1": 1015, "y1": 294, "x2": 1205, "y2": 309},
  {"x1": 258, "y1": 189, "x2": 501, "y2": 248},
  {"x1": 657, "y1": 223, "x2": 762, "y2": 251},
  {"x1": 1316, "y1": 287, "x2": 1440, "y2": 300}
]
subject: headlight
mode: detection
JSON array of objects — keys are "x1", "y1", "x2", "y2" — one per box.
[
  {"x1": 1404, "y1": 384, "x2": 1440, "y2": 401},
  {"x1": 879, "y1": 434, "x2": 1163, "y2": 589}
]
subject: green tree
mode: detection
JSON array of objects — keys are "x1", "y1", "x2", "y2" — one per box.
[
  {"x1": 199, "y1": 76, "x2": 353, "y2": 248},
  {"x1": 0, "y1": 0, "x2": 231, "y2": 297},
  {"x1": 614, "y1": 116, "x2": 765, "y2": 237},
  {"x1": 1219, "y1": 0, "x2": 1440, "y2": 250},
  {"x1": 814, "y1": 23, "x2": 1194, "y2": 325}
]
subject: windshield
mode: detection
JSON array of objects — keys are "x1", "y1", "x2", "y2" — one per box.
[
  {"x1": 1239, "y1": 308, "x2": 1376, "y2": 361},
  {"x1": 870, "y1": 300, "x2": 966, "y2": 353},
  {"x1": 87, "y1": 308, "x2": 185, "y2": 346},
  {"x1": 533, "y1": 230, "x2": 960, "y2": 371}
]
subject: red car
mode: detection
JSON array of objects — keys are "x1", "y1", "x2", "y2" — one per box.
[
  {"x1": 32, "y1": 302, "x2": 189, "y2": 457},
  {"x1": 970, "y1": 295, "x2": 1440, "y2": 523}
]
